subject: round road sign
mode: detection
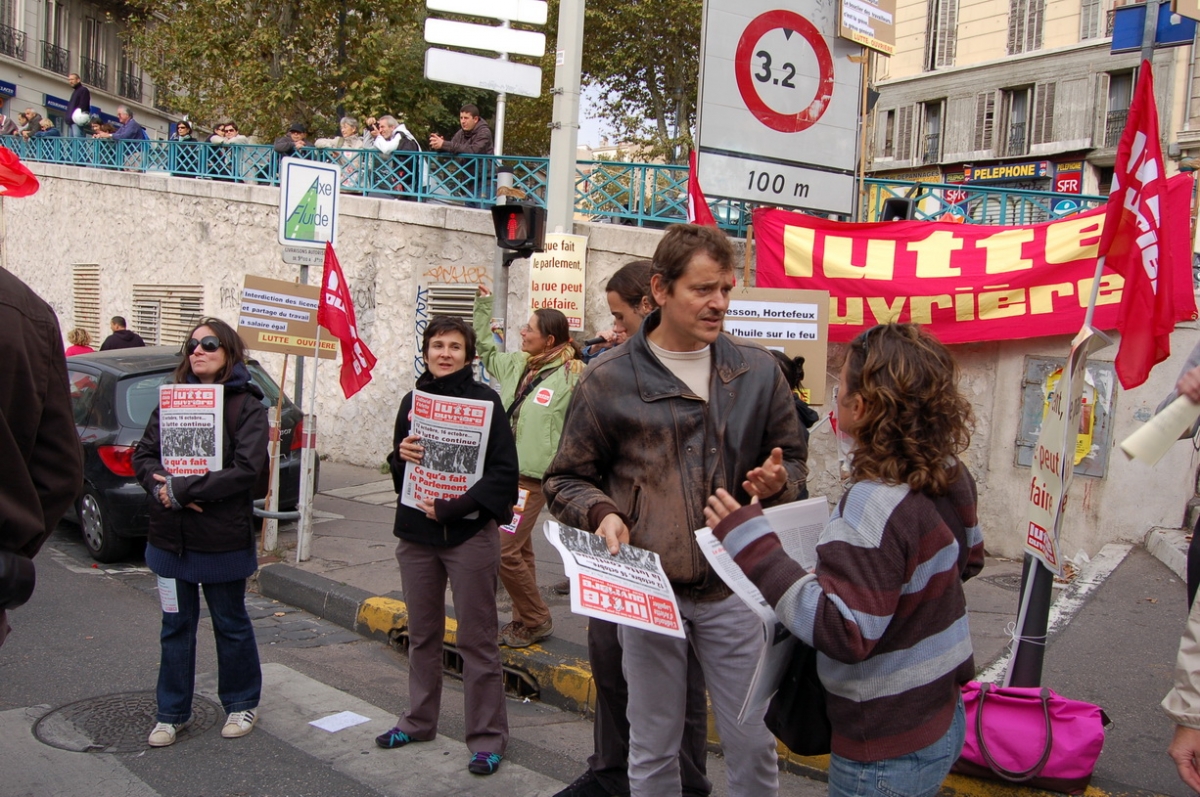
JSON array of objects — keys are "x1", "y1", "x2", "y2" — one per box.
[{"x1": 734, "y1": 10, "x2": 835, "y2": 133}]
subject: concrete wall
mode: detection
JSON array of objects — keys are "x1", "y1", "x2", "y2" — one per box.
[{"x1": 7, "y1": 163, "x2": 1198, "y2": 561}]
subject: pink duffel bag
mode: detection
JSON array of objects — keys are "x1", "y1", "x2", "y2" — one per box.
[{"x1": 952, "y1": 681, "x2": 1111, "y2": 794}]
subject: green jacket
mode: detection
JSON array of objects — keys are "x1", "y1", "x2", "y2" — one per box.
[{"x1": 474, "y1": 295, "x2": 580, "y2": 480}]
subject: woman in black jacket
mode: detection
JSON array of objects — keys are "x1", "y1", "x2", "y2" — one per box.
[
  {"x1": 376, "y1": 315, "x2": 519, "y2": 777},
  {"x1": 132, "y1": 318, "x2": 267, "y2": 748}
]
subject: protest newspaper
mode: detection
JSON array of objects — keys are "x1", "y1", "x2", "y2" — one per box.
[
  {"x1": 694, "y1": 496, "x2": 829, "y2": 723},
  {"x1": 544, "y1": 521, "x2": 685, "y2": 638},
  {"x1": 158, "y1": 384, "x2": 224, "y2": 475},
  {"x1": 401, "y1": 389, "x2": 492, "y2": 511}
]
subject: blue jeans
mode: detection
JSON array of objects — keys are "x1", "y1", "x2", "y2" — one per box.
[
  {"x1": 156, "y1": 578, "x2": 261, "y2": 723},
  {"x1": 68, "y1": 123, "x2": 86, "y2": 138},
  {"x1": 828, "y1": 695, "x2": 966, "y2": 797}
]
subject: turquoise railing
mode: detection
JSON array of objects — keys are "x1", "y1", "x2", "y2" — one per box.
[{"x1": 2, "y1": 136, "x2": 1104, "y2": 235}]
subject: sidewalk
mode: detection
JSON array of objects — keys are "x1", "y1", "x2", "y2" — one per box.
[{"x1": 257, "y1": 461, "x2": 1188, "y2": 796}]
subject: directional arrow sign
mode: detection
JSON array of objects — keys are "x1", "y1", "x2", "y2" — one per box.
[
  {"x1": 424, "y1": 18, "x2": 546, "y2": 57},
  {"x1": 425, "y1": 48, "x2": 543, "y2": 97},
  {"x1": 425, "y1": 0, "x2": 548, "y2": 25}
]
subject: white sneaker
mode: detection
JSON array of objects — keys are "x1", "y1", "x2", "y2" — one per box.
[
  {"x1": 148, "y1": 722, "x2": 182, "y2": 747},
  {"x1": 221, "y1": 709, "x2": 257, "y2": 738}
]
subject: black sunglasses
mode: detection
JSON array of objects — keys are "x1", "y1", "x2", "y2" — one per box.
[{"x1": 186, "y1": 336, "x2": 222, "y2": 355}]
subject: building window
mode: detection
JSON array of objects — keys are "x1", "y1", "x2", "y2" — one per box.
[
  {"x1": 1000, "y1": 88, "x2": 1031, "y2": 156},
  {"x1": 896, "y1": 105, "x2": 915, "y2": 161},
  {"x1": 923, "y1": 102, "x2": 943, "y2": 164},
  {"x1": 974, "y1": 92, "x2": 996, "y2": 151},
  {"x1": 924, "y1": 0, "x2": 959, "y2": 70},
  {"x1": 1080, "y1": 0, "x2": 1103, "y2": 40},
  {"x1": 1008, "y1": 0, "x2": 1045, "y2": 55},
  {"x1": 80, "y1": 18, "x2": 107, "y2": 91},
  {"x1": 883, "y1": 109, "x2": 895, "y2": 158},
  {"x1": 1031, "y1": 81, "x2": 1056, "y2": 146},
  {"x1": 1106, "y1": 71, "x2": 1134, "y2": 147},
  {"x1": 42, "y1": 1, "x2": 69, "y2": 75}
]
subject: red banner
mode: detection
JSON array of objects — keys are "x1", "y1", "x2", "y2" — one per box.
[{"x1": 753, "y1": 175, "x2": 1196, "y2": 344}]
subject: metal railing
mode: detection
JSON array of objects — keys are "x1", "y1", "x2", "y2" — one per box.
[
  {"x1": 1004, "y1": 121, "x2": 1028, "y2": 156},
  {"x1": 80, "y1": 56, "x2": 107, "y2": 91},
  {"x1": 118, "y1": 72, "x2": 142, "y2": 103},
  {"x1": 922, "y1": 132, "x2": 940, "y2": 164},
  {"x1": 1, "y1": 135, "x2": 1106, "y2": 233},
  {"x1": 0, "y1": 23, "x2": 25, "y2": 60},
  {"x1": 41, "y1": 41, "x2": 68, "y2": 75},
  {"x1": 1105, "y1": 109, "x2": 1128, "y2": 147}
]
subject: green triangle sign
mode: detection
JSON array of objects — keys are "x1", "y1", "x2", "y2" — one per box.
[{"x1": 285, "y1": 177, "x2": 322, "y2": 241}]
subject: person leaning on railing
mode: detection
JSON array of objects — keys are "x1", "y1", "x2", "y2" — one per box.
[
  {"x1": 207, "y1": 121, "x2": 253, "y2": 183},
  {"x1": 314, "y1": 117, "x2": 370, "y2": 192},
  {"x1": 32, "y1": 119, "x2": 60, "y2": 138}
]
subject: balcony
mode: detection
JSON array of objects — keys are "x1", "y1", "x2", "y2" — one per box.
[
  {"x1": 41, "y1": 41, "x2": 68, "y2": 75},
  {"x1": 1105, "y1": 109, "x2": 1128, "y2": 147},
  {"x1": 153, "y1": 85, "x2": 174, "y2": 113},
  {"x1": 80, "y1": 56, "x2": 107, "y2": 92},
  {"x1": 0, "y1": 23, "x2": 26, "y2": 61},
  {"x1": 1005, "y1": 121, "x2": 1028, "y2": 156},
  {"x1": 922, "y1": 131, "x2": 941, "y2": 164},
  {"x1": 118, "y1": 72, "x2": 142, "y2": 103}
]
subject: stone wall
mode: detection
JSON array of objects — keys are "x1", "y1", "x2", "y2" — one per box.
[{"x1": 8, "y1": 162, "x2": 1198, "y2": 561}]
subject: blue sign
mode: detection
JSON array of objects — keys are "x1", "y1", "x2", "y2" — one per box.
[
  {"x1": 44, "y1": 94, "x2": 68, "y2": 112},
  {"x1": 1054, "y1": 199, "x2": 1081, "y2": 216},
  {"x1": 1112, "y1": 4, "x2": 1198, "y2": 52},
  {"x1": 0, "y1": 81, "x2": 15, "y2": 98},
  {"x1": 100, "y1": 112, "x2": 119, "y2": 125}
]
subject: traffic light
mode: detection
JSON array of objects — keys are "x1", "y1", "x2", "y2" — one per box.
[{"x1": 491, "y1": 202, "x2": 546, "y2": 255}]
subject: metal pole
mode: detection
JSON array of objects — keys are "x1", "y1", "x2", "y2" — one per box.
[
  {"x1": 1141, "y1": 0, "x2": 1160, "y2": 64},
  {"x1": 493, "y1": 167, "x2": 515, "y2": 333},
  {"x1": 545, "y1": 0, "x2": 585, "y2": 234},
  {"x1": 295, "y1": 263, "x2": 308, "y2": 411},
  {"x1": 494, "y1": 21, "x2": 511, "y2": 156},
  {"x1": 1005, "y1": 554, "x2": 1054, "y2": 686},
  {"x1": 296, "y1": 325, "x2": 321, "y2": 562}
]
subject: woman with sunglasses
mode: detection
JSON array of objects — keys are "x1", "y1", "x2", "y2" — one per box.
[
  {"x1": 702, "y1": 323, "x2": 984, "y2": 797},
  {"x1": 473, "y1": 286, "x2": 582, "y2": 648},
  {"x1": 133, "y1": 318, "x2": 268, "y2": 748}
]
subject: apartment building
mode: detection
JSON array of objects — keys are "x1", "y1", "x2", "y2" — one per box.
[
  {"x1": 869, "y1": 0, "x2": 1196, "y2": 204},
  {"x1": 0, "y1": 0, "x2": 174, "y2": 136}
]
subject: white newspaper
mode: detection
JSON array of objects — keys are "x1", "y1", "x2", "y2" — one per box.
[
  {"x1": 544, "y1": 521, "x2": 685, "y2": 639},
  {"x1": 401, "y1": 389, "x2": 493, "y2": 511},
  {"x1": 695, "y1": 496, "x2": 830, "y2": 723},
  {"x1": 158, "y1": 384, "x2": 224, "y2": 475}
]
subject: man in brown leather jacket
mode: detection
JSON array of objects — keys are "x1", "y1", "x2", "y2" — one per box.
[
  {"x1": 544, "y1": 224, "x2": 807, "y2": 797},
  {"x1": 0, "y1": 269, "x2": 83, "y2": 647}
]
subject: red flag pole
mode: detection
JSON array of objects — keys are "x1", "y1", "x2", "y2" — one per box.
[{"x1": 297, "y1": 277, "x2": 324, "y2": 562}]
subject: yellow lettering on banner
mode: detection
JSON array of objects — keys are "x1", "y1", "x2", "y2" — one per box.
[
  {"x1": 783, "y1": 226, "x2": 817, "y2": 278},
  {"x1": 955, "y1": 291, "x2": 975, "y2": 321},
  {"x1": 978, "y1": 229, "x2": 1035, "y2": 274},
  {"x1": 1029, "y1": 282, "x2": 1075, "y2": 314},
  {"x1": 1045, "y1": 215, "x2": 1103, "y2": 264},
  {"x1": 823, "y1": 237, "x2": 897, "y2": 280},
  {"x1": 908, "y1": 232, "x2": 964, "y2": 278},
  {"x1": 867, "y1": 296, "x2": 906, "y2": 323},
  {"x1": 910, "y1": 294, "x2": 953, "y2": 323},
  {"x1": 830, "y1": 296, "x2": 864, "y2": 325},
  {"x1": 978, "y1": 286, "x2": 1027, "y2": 319},
  {"x1": 1077, "y1": 274, "x2": 1124, "y2": 307}
]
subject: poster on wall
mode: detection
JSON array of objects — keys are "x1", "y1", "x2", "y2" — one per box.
[
  {"x1": 528, "y1": 233, "x2": 588, "y2": 331},
  {"x1": 725, "y1": 287, "x2": 830, "y2": 403}
]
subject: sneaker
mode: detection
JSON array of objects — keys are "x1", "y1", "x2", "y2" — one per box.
[
  {"x1": 375, "y1": 726, "x2": 416, "y2": 749},
  {"x1": 551, "y1": 579, "x2": 571, "y2": 595},
  {"x1": 502, "y1": 618, "x2": 553, "y2": 648},
  {"x1": 147, "y1": 722, "x2": 183, "y2": 747},
  {"x1": 497, "y1": 619, "x2": 522, "y2": 646},
  {"x1": 468, "y1": 751, "x2": 503, "y2": 775},
  {"x1": 221, "y1": 709, "x2": 257, "y2": 739},
  {"x1": 552, "y1": 769, "x2": 611, "y2": 797}
]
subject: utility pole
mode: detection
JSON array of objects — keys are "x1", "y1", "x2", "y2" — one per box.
[{"x1": 544, "y1": 0, "x2": 585, "y2": 235}]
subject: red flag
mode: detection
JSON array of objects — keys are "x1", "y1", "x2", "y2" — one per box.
[
  {"x1": 317, "y1": 243, "x2": 377, "y2": 398},
  {"x1": 0, "y1": 146, "x2": 39, "y2": 198},
  {"x1": 1098, "y1": 61, "x2": 1179, "y2": 389},
  {"x1": 687, "y1": 151, "x2": 717, "y2": 227}
]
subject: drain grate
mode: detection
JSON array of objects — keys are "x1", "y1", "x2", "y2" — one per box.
[
  {"x1": 34, "y1": 691, "x2": 221, "y2": 753},
  {"x1": 979, "y1": 573, "x2": 1023, "y2": 592}
]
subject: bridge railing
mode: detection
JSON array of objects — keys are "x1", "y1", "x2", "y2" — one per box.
[{"x1": 2, "y1": 136, "x2": 1104, "y2": 234}]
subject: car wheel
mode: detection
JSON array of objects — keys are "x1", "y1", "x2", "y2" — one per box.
[{"x1": 77, "y1": 487, "x2": 132, "y2": 563}]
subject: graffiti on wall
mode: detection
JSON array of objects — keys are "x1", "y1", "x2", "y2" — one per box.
[{"x1": 421, "y1": 264, "x2": 489, "y2": 285}]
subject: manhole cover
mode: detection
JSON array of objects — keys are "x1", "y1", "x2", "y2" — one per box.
[
  {"x1": 980, "y1": 573, "x2": 1023, "y2": 592},
  {"x1": 34, "y1": 691, "x2": 221, "y2": 753}
]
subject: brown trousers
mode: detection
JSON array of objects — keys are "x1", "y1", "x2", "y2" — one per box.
[
  {"x1": 395, "y1": 527, "x2": 508, "y2": 754},
  {"x1": 499, "y1": 475, "x2": 551, "y2": 628}
]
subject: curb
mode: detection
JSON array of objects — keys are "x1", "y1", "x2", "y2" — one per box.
[
  {"x1": 1145, "y1": 526, "x2": 1188, "y2": 583},
  {"x1": 257, "y1": 561, "x2": 1161, "y2": 797}
]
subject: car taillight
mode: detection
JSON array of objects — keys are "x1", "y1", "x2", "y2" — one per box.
[
  {"x1": 291, "y1": 419, "x2": 304, "y2": 451},
  {"x1": 98, "y1": 445, "x2": 137, "y2": 477}
]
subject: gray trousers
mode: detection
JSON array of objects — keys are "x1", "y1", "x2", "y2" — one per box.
[
  {"x1": 619, "y1": 593, "x2": 779, "y2": 797},
  {"x1": 395, "y1": 528, "x2": 508, "y2": 754}
]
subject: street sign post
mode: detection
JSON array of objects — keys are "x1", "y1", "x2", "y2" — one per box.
[
  {"x1": 278, "y1": 158, "x2": 340, "y2": 248},
  {"x1": 426, "y1": 0, "x2": 547, "y2": 25},
  {"x1": 838, "y1": 0, "x2": 896, "y2": 55},
  {"x1": 424, "y1": 49, "x2": 543, "y2": 97},
  {"x1": 696, "y1": 0, "x2": 862, "y2": 214},
  {"x1": 424, "y1": 18, "x2": 545, "y2": 57}
]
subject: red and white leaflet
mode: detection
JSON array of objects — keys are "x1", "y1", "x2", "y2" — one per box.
[
  {"x1": 158, "y1": 384, "x2": 224, "y2": 476},
  {"x1": 401, "y1": 389, "x2": 493, "y2": 511},
  {"x1": 544, "y1": 521, "x2": 685, "y2": 639}
]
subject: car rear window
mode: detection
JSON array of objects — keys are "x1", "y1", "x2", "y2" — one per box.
[{"x1": 117, "y1": 371, "x2": 172, "y2": 430}]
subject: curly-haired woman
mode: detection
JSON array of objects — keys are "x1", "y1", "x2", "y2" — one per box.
[{"x1": 704, "y1": 323, "x2": 984, "y2": 797}]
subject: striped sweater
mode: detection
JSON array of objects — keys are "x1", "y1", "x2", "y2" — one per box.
[{"x1": 715, "y1": 462, "x2": 984, "y2": 762}]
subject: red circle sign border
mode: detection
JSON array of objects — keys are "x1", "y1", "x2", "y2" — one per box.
[{"x1": 734, "y1": 9, "x2": 835, "y2": 134}]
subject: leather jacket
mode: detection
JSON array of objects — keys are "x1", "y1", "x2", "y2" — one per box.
[{"x1": 543, "y1": 311, "x2": 808, "y2": 599}]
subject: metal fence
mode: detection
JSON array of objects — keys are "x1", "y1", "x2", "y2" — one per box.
[{"x1": 2, "y1": 135, "x2": 1106, "y2": 235}]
